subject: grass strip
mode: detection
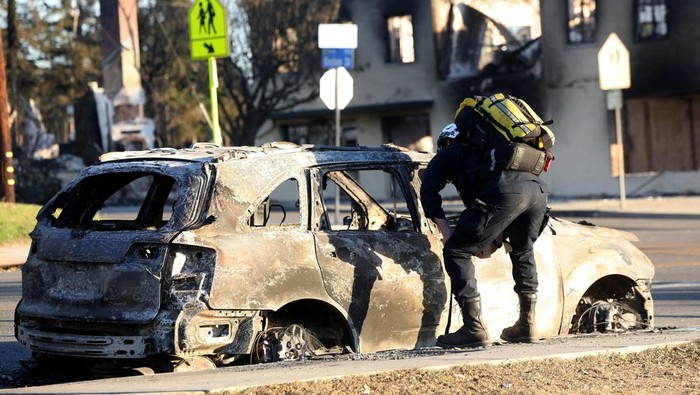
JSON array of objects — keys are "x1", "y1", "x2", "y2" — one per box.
[{"x1": 0, "y1": 203, "x2": 41, "y2": 245}]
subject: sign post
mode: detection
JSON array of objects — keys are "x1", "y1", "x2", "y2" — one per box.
[
  {"x1": 189, "y1": 0, "x2": 230, "y2": 146},
  {"x1": 598, "y1": 33, "x2": 631, "y2": 209},
  {"x1": 318, "y1": 23, "x2": 357, "y2": 223}
]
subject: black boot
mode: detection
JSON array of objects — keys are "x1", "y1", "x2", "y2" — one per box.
[
  {"x1": 436, "y1": 297, "x2": 491, "y2": 348},
  {"x1": 500, "y1": 293, "x2": 538, "y2": 343}
]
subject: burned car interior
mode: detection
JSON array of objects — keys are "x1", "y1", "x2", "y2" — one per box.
[
  {"x1": 319, "y1": 168, "x2": 416, "y2": 232},
  {"x1": 250, "y1": 179, "x2": 301, "y2": 228},
  {"x1": 15, "y1": 143, "x2": 655, "y2": 374}
]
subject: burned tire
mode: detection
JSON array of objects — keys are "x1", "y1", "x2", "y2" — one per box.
[
  {"x1": 254, "y1": 301, "x2": 353, "y2": 363},
  {"x1": 570, "y1": 275, "x2": 652, "y2": 334}
]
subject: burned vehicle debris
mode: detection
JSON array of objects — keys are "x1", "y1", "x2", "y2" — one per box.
[{"x1": 15, "y1": 143, "x2": 654, "y2": 372}]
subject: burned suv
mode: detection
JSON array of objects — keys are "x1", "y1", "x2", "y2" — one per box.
[{"x1": 15, "y1": 142, "x2": 654, "y2": 371}]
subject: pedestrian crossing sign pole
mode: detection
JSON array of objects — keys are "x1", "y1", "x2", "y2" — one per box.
[{"x1": 189, "y1": 0, "x2": 230, "y2": 146}]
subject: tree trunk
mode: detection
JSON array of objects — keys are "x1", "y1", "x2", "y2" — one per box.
[{"x1": 233, "y1": 110, "x2": 268, "y2": 146}]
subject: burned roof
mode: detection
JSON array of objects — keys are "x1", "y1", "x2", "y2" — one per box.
[{"x1": 97, "y1": 142, "x2": 434, "y2": 166}]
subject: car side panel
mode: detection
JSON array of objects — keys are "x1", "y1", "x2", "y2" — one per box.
[
  {"x1": 314, "y1": 231, "x2": 449, "y2": 353},
  {"x1": 188, "y1": 231, "x2": 334, "y2": 311},
  {"x1": 474, "y1": 228, "x2": 564, "y2": 340}
]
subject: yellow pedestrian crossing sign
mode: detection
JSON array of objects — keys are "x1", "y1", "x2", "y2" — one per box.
[{"x1": 189, "y1": 0, "x2": 229, "y2": 60}]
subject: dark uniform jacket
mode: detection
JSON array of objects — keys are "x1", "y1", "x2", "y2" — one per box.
[{"x1": 420, "y1": 142, "x2": 547, "y2": 220}]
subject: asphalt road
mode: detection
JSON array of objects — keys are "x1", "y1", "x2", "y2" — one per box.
[
  {"x1": 0, "y1": 271, "x2": 30, "y2": 389},
  {"x1": 0, "y1": 212, "x2": 697, "y2": 390}
]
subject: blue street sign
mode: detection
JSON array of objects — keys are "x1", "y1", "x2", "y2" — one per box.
[{"x1": 322, "y1": 48, "x2": 354, "y2": 70}]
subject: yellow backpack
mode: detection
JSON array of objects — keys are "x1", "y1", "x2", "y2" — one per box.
[{"x1": 455, "y1": 93, "x2": 555, "y2": 174}]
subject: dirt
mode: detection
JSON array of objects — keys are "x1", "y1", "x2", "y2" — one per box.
[{"x1": 225, "y1": 340, "x2": 700, "y2": 394}]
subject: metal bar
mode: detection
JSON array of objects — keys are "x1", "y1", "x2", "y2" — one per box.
[
  {"x1": 615, "y1": 106, "x2": 626, "y2": 208},
  {"x1": 334, "y1": 67, "x2": 341, "y2": 224},
  {"x1": 209, "y1": 57, "x2": 222, "y2": 146}
]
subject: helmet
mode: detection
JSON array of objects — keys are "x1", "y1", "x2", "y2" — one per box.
[{"x1": 437, "y1": 123, "x2": 460, "y2": 152}]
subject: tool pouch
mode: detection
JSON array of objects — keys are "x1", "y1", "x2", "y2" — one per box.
[{"x1": 503, "y1": 143, "x2": 546, "y2": 175}]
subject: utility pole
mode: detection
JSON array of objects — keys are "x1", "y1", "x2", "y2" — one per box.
[
  {"x1": 7, "y1": 0, "x2": 17, "y2": 114},
  {"x1": 0, "y1": 31, "x2": 16, "y2": 203}
]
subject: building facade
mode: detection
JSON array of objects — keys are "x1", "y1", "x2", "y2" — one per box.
[
  {"x1": 258, "y1": 0, "x2": 547, "y2": 198},
  {"x1": 540, "y1": 0, "x2": 700, "y2": 197}
]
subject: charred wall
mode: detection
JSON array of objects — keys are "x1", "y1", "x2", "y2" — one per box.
[
  {"x1": 539, "y1": 0, "x2": 700, "y2": 196},
  {"x1": 626, "y1": 2, "x2": 700, "y2": 98}
]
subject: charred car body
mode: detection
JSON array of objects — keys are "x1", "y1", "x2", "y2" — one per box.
[{"x1": 15, "y1": 143, "x2": 654, "y2": 370}]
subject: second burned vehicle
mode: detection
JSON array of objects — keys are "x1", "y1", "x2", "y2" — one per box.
[{"x1": 15, "y1": 143, "x2": 654, "y2": 372}]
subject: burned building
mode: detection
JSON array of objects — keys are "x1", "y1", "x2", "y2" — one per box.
[
  {"x1": 261, "y1": 0, "x2": 545, "y2": 200},
  {"x1": 540, "y1": 0, "x2": 700, "y2": 196},
  {"x1": 263, "y1": 0, "x2": 700, "y2": 197}
]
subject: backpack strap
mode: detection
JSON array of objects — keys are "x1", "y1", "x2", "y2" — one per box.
[{"x1": 512, "y1": 119, "x2": 554, "y2": 128}]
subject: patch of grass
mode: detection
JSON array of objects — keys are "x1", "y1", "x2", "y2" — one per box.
[
  {"x1": 0, "y1": 202, "x2": 41, "y2": 245},
  {"x1": 234, "y1": 341, "x2": 700, "y2": 395}
]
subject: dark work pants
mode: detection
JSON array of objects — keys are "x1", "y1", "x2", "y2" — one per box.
[{"x1": 443, "y1": 177, "x2": 548, "y2": 302}]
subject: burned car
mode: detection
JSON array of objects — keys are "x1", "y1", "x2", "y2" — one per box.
[{"x1": 15, "y1": 142, "x2": 654, "y2": 371}]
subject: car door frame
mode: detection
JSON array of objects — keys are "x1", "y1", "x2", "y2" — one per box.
[{"x1": 309, "y1": 162, "x2": 450, "y2": 352}]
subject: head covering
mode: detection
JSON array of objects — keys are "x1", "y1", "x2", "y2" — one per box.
[{"x1": 437, "y1": 123, "x2": 459, "y2": 152}]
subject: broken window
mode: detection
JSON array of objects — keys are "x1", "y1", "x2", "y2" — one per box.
[
  {"x1": 46, "y1": 172, "x2": 182, "y2": 231},
  {"x1": 635, "y1": 0, "x2": 667, "y2": 40},
  {"x1": 444, "y1": 5, "x2": 525, "y2": 79},
  {"x1": 250, "y1": 178, "x2": 302, "y2": 228},
  {"x1": 567, "y1": 0, "x2": 597, "y2": 44},
  {"x1": 319, "y1": 168, "x2": 416, "y2": 232},
  {"x1": 387, "y1": 15, "x2": 415, "y2": 63}
]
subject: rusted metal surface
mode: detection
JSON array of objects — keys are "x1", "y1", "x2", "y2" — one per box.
[{"x1": 15, "y1": 143, "x2": 655, "y2": 371}]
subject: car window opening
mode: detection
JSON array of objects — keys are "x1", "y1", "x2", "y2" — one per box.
[
  {"x1": 250, "y1": 178, "x2": 301, "y2": 228},
  {"x1": 48, "y1": 172, "x2": 180, "y2": 231},
  {"x1": 320, "y1": 169, "x2": 416, "y2": 232}
]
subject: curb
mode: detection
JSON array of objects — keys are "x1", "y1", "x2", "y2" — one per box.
[{"x1": 4, "y1": 330, "x2": 698, "y2": 394}]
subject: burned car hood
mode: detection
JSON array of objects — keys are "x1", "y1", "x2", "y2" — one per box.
[{"x1": 549, "y1": 216, "x2": 639, "y2": 241}]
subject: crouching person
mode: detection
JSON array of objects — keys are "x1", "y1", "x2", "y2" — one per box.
[{"x1": 420, "y1": 123, "x2": 549, "y2": 348}]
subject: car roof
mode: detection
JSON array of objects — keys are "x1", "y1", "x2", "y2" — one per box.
[{"x1": 97, "y1": 142, "x2": 434, "y2": 166}]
